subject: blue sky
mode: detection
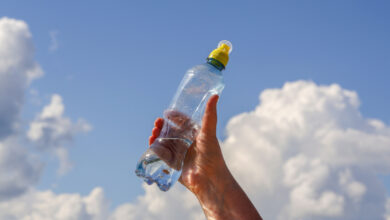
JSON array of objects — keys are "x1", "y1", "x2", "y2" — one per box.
[{"x1": 1, "y1": 1, "x2": 390, "y2": 219}]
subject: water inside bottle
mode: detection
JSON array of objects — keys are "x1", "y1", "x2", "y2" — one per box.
[
  {"x1": 135, "y1": 108, "x2": 201, "y2": 191},
  {"x1": 135, "y1": 137, "x2": 192, "y2": 191}
]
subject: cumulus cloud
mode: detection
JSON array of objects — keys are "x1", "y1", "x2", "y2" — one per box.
[
  {"x1": 109, "y1": 184, "x2": 203, "y2": 220},
  {"x1": 0, "y1": 17, "x2": 43, "y2": 139},
  {"x1": 0, "y1": 187, "x2": 109, "y2": 220},
  {"x1": 110, "y1": 81, "x2": 390, "y2": 220},
  {"x1": 0, "y1": 17, "x2": 44, "y2": 200},
  {"x1": 0, "y1": 137, "x2": 43, "y2": 200},
  {"x1": 223, "y1": 81, "x2": 390, "y2": 220},
  {"x1": 0, "y1": 184, "x2": 200, "y2": 220},
  {"x1": 28, "y1": 94, "x2": 91, "y2": 149},
  {"x1": 28, "y1": 94, "x2": 91, "y2": 175},
  {"x1": 0, "y1": 16, "x2": 89, "y2": 203}
]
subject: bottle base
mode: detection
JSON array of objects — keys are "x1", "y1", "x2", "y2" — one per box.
[{"x1": 135, "y1": 149, "x2": 182, "y2": 192}]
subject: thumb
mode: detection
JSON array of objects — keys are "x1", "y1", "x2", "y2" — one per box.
[{"x1": 201, "y1": 95, "x2": 219, "y2": 137}]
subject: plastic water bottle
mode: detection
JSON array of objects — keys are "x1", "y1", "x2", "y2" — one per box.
[{"x1": 135, "y1": 40, "x2": 233, "y2": 191}]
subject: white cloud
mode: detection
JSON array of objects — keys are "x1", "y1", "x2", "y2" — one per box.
[
  {"x1": 222, "y1": 81, "x2": 390, "y2": 220},
  {"x1": 109, "y1": 184, "x2": 203, "y2": 220},
  {"x1": 109, "y1": 81, "x2": 390, "y2": 220},
  {"x1": 282, "y1": 155, "x2": 344, "y2": 219},
  {"x1": 339, "y1": 169, "x2": 366, "y2": 203},
  {"x1": 0, "y1": 187, "x2": 109, "y2": 220},
  {"x1": 0, "y1": 16, "x2": 102, "y2": 220},
  {"x1": 0, "y1": 17, "x2": 43, "y2": 139},
  {"x1": 28, "y1": 94, "x2": 91, "y2": 175},
  {"x1": 0, "y1": 17, "x2": 44, "y2": 200},
  {"x1": 0, "y1": 137, "x2": 43, "y2": 201},
  {"x1": 0, "y1": 184, "x2": 201, "y2": 220}
]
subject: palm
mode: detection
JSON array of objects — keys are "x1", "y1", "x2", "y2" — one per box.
[{"x1": 180, "y1": 133, "x2": 225, "y2": 193}]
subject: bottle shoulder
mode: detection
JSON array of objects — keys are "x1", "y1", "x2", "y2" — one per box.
[{"x1": 186, "y1": 63, "x2": 223, "y2": 77}]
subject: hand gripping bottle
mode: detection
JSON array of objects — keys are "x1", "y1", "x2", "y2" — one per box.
[{"x1": 135, "y1": 40, "x2": 233, "y2": 191}]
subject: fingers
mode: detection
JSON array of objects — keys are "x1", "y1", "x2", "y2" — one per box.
[
  {"x1": 154, "y1": 118, "x2": 164, "y2": 129},
  {"x1": 152, "y1": 127, "x2": 160, "y2": 136},
  {"x1": 164, "y1": 110, "x2": 193, "y2": 129},
  {"x1": 201, "y1": 95, "x2": 219, "y2": 137},
  {"x1": 163, "y1": 110, "x2": 197, "y2": 137},
  {"x1": 149, "y1": 95, "x2": 219, "y2": 146},
  {"x1": 149, "y1": 118, "x2": 164, "y2": 145}
]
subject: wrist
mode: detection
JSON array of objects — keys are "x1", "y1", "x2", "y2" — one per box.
[
  {"x1": 192, "y1": 157, "x2": 233, "y2": 195},
  {"x1": 193, "y1": 166, "x2": 239, "y2": 219},
  {"x1": 192, "y1": 165, "x2": 263, "y2": 220}
]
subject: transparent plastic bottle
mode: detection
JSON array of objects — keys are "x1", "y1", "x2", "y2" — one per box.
[{"x1": 135, "y1": 40, "x2": 233, "y2": 191}]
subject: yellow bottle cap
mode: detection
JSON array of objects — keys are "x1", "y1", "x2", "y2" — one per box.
[{"x1": 208, "y1": 40, "x2": 233, "y2": 68}]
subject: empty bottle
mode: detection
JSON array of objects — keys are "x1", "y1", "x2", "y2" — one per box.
[{"x1": 135, "y1": 40, "x2": 233, "y2": 191}]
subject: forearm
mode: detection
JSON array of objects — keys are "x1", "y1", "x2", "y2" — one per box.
[{"x1": 194, "y1": 168, "x2": 262, "y2": 220}]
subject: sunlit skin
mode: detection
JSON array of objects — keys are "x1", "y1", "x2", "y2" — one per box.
[{"x1": 149, "y1": 95, "x2": 262, "y2": 220}]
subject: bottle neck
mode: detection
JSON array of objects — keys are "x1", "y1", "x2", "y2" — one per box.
[{"x1": 206, "y1": 58, "x2": 225, "y2": 71}]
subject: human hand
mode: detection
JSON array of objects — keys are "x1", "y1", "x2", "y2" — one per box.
[
  {"x1": 149, "y1": 95, "x2": 262, "y2": 220},
  {"x1": 149, "y1": 95, "x2": 229, "y2": 194}
]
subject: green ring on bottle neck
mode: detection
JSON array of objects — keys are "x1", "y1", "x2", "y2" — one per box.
[{"x1": 206, "y1": 58, "x2": 225, "y2": 71}]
